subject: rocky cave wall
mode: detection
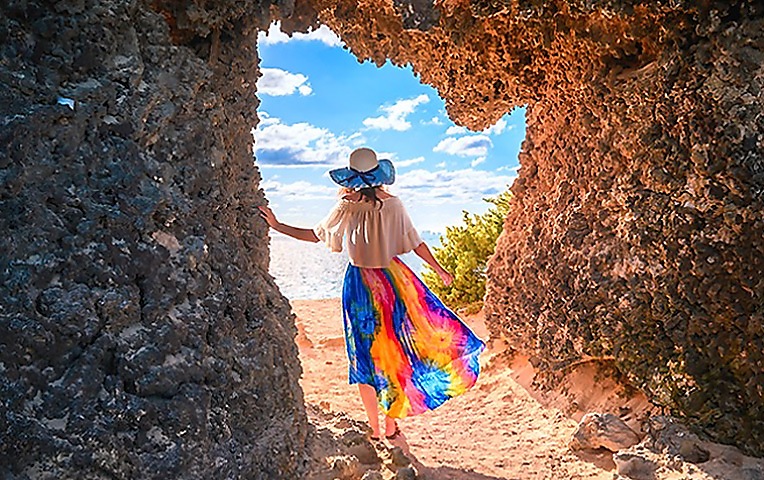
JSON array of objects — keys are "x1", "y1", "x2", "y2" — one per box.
[
  {"x1": 484, "y1": 4, "x2": 764, "y2": 456},
  {"x1": 2, "y1": 1, "x2": 763, "y2": 479},
  {"x1": 281, "y1": 0, "x2": 764, "y2": 456},
  {"x1": 1, "y1": 0, "x2": 307, "y2": 478}
]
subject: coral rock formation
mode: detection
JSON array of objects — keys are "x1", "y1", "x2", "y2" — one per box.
[
  {"x1": 283, "y1": 0, "x2": 764, "y2": 456},
  {"x1": 2, "y1": 0, "x2": 764, "y2": 477},
  {"x1": 482, "y1": 2, "x2": 764, "y2": 456},
  {"x1": 1, "y1": 0, "x2": 306, "y2": 477}
]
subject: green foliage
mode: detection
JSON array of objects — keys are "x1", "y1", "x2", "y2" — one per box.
[{"x1": 423, "y1": 190, "x2": 512, "y2": 313}]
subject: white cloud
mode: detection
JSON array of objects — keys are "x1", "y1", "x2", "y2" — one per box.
[
  {"x1": 497, "y1": 165, "x2": 521, "y2": 173},
  {"x1": 471, "y1": 157, "x2": 486, "y2": 167},
  {"x1": 484, "y1": 118, "x2": 510, "y2": 135},
  {"x1": 258, "y1": 21, "x2": 343, "y2": 47},
  {"x1": 433, "y1": 135, "x2": 492, "y2": 157},
  {"x1": 363, "y1": 94, "x2": 430, "y2": 131},
  {"x1": 443, "y1": 118, "x2": 512, "y2": 137},
  {"x1": 253, "y1": 116, "x2": 363, "y2": 168},
  {"x1": 258, "y1": 111, "x2": 280, "y2": 126},
  {"x1": 395, "y1": 156, "x2": 425, "y2": 168},
  {"x1": 257, "y1": 68, "x2": 312, "y2": 96},
  {"x1": 436, "y1": 161, "x2": 447, "y2": 168},
  {"x1": 260, "y1": 179, "x2": 337, "y2": 200},
  {"x1": 422, "y1": 116, "x2": 443, "y2": 126},
  {"x1": 445, "y1": 125, "x2": 469, "y2": 136},
  {"x1": 394, "y1": 167, "x2": 515, "y2": 206}
]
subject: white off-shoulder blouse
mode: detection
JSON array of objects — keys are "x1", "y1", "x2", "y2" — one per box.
[{"x1": 313, "y1": 196, "x2": 423, "y2": 268}]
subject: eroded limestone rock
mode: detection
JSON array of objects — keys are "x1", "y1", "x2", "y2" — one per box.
[
  {"x1": 272, "y1": 0, "x2": 764, "y2": 456},
  {"x1": 1, "y1": 0, "x2": 306, "y2": 477}
]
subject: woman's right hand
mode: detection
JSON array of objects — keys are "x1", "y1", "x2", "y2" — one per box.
[
  {"x1": 437, "y1": 268, "x2": 454, "y2": 286},
  {"x1": 258, "y1": 205, "x2": 280, "y2": 229}
]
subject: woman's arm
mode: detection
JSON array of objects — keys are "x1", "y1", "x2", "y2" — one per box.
[
  {"x1": 413, "y1": 242, "x2": 453, "y2": 286},
  {"x1": 258, "y1": 206, "x2": 319, "y2": 243}
]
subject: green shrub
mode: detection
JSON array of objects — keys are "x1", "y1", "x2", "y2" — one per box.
[{"x1": 423, "y1": 190, "x2": 512, "y2": 313}]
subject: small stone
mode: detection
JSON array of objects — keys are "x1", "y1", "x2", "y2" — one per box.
[
  {"x1": 331, "y1": 455, "x2": 361, "y2": 480},
  {"x1": 390, "y1": 446, "x2": 411, "y2": 467},
  {"x1": 394, "y1": 465, "x2": 418, "y2": 480},
  {"x1": 340, "y1": 429, "x2": 367, "y2": 445},
  {"x1": 613, "y1": 452, "x2": 657, "y2": 480},
  {"x1": 679, "y1": 439, "x2": 710, "y2": 464},
  {"x1": 569, "y1": 412, "x2": 640, "y2": 452},
  {"x1": 346, "y1": 441, "x2": 381, "y2": 465},
  {"x1": 336, "y1": 418, "x2": 354, "y2": 431},
  {"x1": 742, "y1": 466, "x2": 764, "y2": 480},
  {"x1": 361, "y1": 470, "x2": 384, "y2": 480}
]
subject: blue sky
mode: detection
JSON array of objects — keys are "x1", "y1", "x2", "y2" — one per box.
[{"x1": 254, "y1": 22, "x2": 525, "y2": 233}]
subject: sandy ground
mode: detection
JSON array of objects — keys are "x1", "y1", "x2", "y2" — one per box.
[
  {"x1": 294, "y1": 299, "x2": 764, "y2": 480},
  {"x1": 293, "y1": 298, "x2": 631, "y2": 480}
]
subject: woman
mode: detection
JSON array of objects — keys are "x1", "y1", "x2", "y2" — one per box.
[{"x1": 259, "y1": 147, "x2": 485, "y2": 441}]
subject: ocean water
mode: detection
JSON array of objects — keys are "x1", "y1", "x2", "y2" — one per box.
[{"x1": 269, "y1": 232, "x2": 440, "y2": 300}]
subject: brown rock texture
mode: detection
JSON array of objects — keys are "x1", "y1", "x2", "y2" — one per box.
[
  {"x1": 2, "y1": 0, "x2": 763, "y2": 478},
  {"x1": 275, "y1": 0, "x2": 764, "y2": 456},
  {"x1": 1, "y1": 0, "x2": 306, "y2": 477},
  {"x1": 482, "y1": 2, "x2": 764, "y2": 456},
  {"x1": 569, "y1": 412, "x2": 640, "y2": 453}
]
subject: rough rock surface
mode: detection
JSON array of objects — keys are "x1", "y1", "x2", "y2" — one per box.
[
  {"x1": 481, "y1": 2, "x2": 764, "y2": 456},
  {"x1": 614, "y1": 416, "x2": 764, "y2": 480},
  {"x1": 569, "y1": 412, "x2": 641, "y2": 453},
  {"x1": 304, "y1": 404, "x2": 414, "y2": 480},
  {"x1": 1, "y1": 0, "x2": 306, "y2": 478},
  {"x1": 271, "y1": 0, "x2": 764, "y2": 455},
  {"x1": 3, "y1": 0, "x2": 764, "y2": 478}
]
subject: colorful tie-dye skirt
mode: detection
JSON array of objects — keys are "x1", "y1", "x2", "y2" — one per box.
[{"x1": 342, "y1": 257, "x2": 486, "y2": 418}]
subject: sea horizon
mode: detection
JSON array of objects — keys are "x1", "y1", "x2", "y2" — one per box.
[{"x1": 268, "y1": 230, "x2": 442, "y2": 300}]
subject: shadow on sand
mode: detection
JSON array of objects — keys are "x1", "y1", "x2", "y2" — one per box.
[
  {"x1": 389, "y1": 434, "x2": 510, "y2": 480},
  {"x1": 571, "y1": 448, "x2": 616, "y2": 472}
]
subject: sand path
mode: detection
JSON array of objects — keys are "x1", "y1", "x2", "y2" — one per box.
[{"x1": 292, "y1": 299, "x2": 614, "y2": 480}]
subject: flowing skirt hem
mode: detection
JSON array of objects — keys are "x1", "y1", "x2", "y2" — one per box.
[{"x1": 342, "y1": 257, "x2": 486, "y2": 418}]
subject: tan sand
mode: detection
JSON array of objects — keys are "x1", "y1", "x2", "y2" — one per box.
[
  {"x1": 294, "y1": 299, "x2": 764, "y2": 480},
  {"x1": 293, "y1": 298, "x2": 625, "y2": 480}
]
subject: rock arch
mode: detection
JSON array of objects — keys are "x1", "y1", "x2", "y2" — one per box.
[{"x1": 1, "y1": 0, "x2": 762, "y2": 478}]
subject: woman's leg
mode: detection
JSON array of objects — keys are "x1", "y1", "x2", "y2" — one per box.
[
  {"x1": 358, "y1": 384, "x2": 380, "y2": 437},
  {"x1": 384, "y1": 415, "x2": 398, "y2": 437}
]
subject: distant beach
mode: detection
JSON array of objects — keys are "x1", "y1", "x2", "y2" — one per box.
[{"x1": 268, "y1": 231, "x2": 440, "y2": 300}]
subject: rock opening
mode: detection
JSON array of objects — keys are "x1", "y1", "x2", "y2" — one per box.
[{"x1": 2, "y1": 1, "x2": 763, "y2": 477}]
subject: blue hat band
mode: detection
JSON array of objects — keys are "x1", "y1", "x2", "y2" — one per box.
[
  {"x1": 329, "y1": 159, "x2": 395, "y2": 189},
  {"x1": 345, "y1": 165, "x2": 381, "y2": 187}
]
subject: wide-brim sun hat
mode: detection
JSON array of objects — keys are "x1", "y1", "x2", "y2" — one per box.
[{"x1": 329, "y1": 147, "x2": 395, "y2": 190}]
